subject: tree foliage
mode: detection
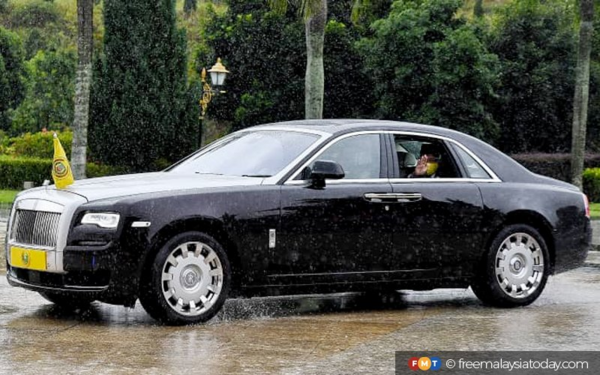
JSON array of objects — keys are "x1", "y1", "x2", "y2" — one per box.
[
  {"x1": 11, "y1": 49, "x2": 76, "y2": 134},
  {"x1": 0, "y1": 27, "x2": 26, "y2": 133},
  {"x1": 8, "y1": 0, "x2": 60, "y2": 28},
  {"x1": 489, "y1": 0, "x2": 576, "y2": 153},
  {"x1": 357, "y1": 0, "x2": 499, "y2": 140},
  {"x1": 197, "y1": 1, "x2": 307, "y2": 128},
  {"x1": 198, "y1": 0, "x2": 376, "y2": 129},
  {"x1": 90, "y1": 0, "x2": 197, "y2": 171}
]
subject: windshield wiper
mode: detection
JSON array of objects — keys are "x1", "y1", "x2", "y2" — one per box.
[{"x1": 242, "y1": 174, "x2": 272, "y2": 178}]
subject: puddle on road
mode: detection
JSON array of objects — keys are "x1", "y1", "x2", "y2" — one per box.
[
  {"x1": 2, "y1": 266, "x2": 599, "y2": 374},
  {"x1": 1, "y1": 291, "x2": 457, "y2": 375},
  {"x1": 0, "y1": 305, "x2": 18, "y2": 315}
]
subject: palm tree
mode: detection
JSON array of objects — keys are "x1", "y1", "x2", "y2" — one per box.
[
  {"x1": 571, "y1": 0, "x2": 594, "y2": 189},
  {"x1": 71, "y1": 0, "x2": 93, "y2": 179},
  {"x1": 271, "y1": 0, "x2": 369, "y2": 119},
  {"x1": 271, "y1": 0, "x2": 328, "y2": 119}
]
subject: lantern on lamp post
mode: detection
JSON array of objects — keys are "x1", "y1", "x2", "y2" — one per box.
[{"x1": 199, "y1": 58, "x2": 230, "y2": 120}]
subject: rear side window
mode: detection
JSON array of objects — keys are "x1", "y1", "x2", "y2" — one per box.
[
  {"x1": 452, "y1": 145, "x2": 492, "y2": 179},
  {"x1": 393, "y1": 134, "x2": 460, "y2": 178}
]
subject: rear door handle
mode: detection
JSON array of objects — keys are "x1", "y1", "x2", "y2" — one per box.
[{"x1": 364, "y1": 193, "x2": 422, "y2": 203}]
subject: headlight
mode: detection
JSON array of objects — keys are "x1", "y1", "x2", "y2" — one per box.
[{"x1": 81, "y1": 213, "x2": 120, "y2": 229}]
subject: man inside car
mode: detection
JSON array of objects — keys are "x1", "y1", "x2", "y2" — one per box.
[{"x1": 409, "y1": 143, "x2": 441, "y2": 178}]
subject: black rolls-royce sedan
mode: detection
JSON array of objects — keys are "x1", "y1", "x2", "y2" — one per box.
[{"x1": 5, "y1": 120, "x2": 592, "y2": 324}]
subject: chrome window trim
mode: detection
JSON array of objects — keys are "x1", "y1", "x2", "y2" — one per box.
[
  {"x1": 388, "y1": 178, "x2": 499, "y2": 183},
  {"x1": 284, "y1": 130, "x2": 502, "y2": 185},
  {"x1": 237, "y1": 126, "x2": 331, "y2": 137},
  {"x1": 286, "y1": 178, "x2": 390, "y2": 186}
]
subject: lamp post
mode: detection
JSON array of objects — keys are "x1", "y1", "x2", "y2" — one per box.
[{"x1": 199, "y1": 58, "x2": 230, "y2": 120}]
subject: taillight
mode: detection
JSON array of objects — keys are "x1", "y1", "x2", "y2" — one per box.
[{"x1": 583, "y1": 193, "x2": 591, "y2": 219}]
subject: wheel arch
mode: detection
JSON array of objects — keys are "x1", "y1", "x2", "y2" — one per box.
[
  {"x1": 137, "y1": 217, "x2": 242, "y2": 294},
  {"x1": 486, "y1": 210, "x2": 556, "y2": 274}
]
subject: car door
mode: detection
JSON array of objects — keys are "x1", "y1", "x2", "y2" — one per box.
[
  {"x1": 270, "y1": 132, "x2": 395, "y2": 284},
  {"x1": 386, "y1": 133, "x2": 487, "y2": 276}
]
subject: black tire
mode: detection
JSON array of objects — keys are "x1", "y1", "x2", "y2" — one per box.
[
  {"x1": 471, "y1": 224, "x2": 549, "y2": 308},
  {"x1": 39, "y1": 292, "x2": 94, "y2": 308},
  {"x1": 139, "y1": 231, "x2": 231, "y2": 325}
]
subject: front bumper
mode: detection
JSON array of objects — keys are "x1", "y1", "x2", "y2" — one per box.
[
  {"x1": 6, "y1": 244, "x2": 142, "y2": 307},
  {"x1": 6, "y1": 243, "x2": 115, "y2": 293},
  {"x1": 6, "y1": 227, "x2": 148, "y2": 305},
  {"x1": 7, "y1": 269, "x2": 109, "y2": 293}
]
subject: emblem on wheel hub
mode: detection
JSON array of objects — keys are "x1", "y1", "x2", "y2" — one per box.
[
  {"x1": 181, "y1": 267, "x2": 202, "y2": 289},
  {"x1": 513, "y1": 259, "x2": 522, "y2": 271}
]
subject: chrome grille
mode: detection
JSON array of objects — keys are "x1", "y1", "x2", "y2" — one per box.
[{"x1": 10, "y1": 209, "x2": 61, "y2": 248}]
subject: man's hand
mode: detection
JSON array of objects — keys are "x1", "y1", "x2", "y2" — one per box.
[{"x1": 414, "y1": 155, "x2": 429, "y2": 176}]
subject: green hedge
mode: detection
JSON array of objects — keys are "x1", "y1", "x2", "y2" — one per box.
[
  {"x1": 0, "y1": 155, "x2": 123, "y2": 189},
  {"x1": 583, "y1": 168, "x2": 600, "y2": 202},
  {"x1": 7, "y1": 130, "x2": 72, "y2": 159},
  {"x1": 511, "y1": 153, "x2": 600, "y2": 182}
]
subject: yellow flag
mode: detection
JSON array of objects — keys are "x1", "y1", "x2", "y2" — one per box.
[{"x1": 52, "y1": 133, "x2": 74, "y2": 189}]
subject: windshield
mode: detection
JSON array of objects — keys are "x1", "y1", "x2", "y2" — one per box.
[{"x1": 170, "y1": 130, "x2": 320, "y2": 177}]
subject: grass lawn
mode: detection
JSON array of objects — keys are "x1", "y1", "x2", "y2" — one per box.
[
  {"x1": 591, "y1": 203, "x2": 600, "y2": 220},
  {"x1": 0, "y1": 190, "x2": 18, "y2": 204}
]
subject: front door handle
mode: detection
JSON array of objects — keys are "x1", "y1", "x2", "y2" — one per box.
[{"x1": 364, "y1": 193, "x2": 422, "y2": 203}]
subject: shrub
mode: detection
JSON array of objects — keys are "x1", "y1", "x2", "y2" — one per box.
[
  {"x1": 0, "y1": 155, "x2": 124, "y2": 189},
  {"x1": 0, "y1": 155, "x2": 51, "y2": 189},
  {"x1": 511, "y1": 153, "x2": 600, "y2": 182},
  {"x1": 583, "y1": 168, "x2": 600, "y2": 202},
  {"x1": 7, "y1": 130, "x2": 72, "y2": 158},
  {"x1": 87, "y1": 162, "x2": 127, "y2": 178}
]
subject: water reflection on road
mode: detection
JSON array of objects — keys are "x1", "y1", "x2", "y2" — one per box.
[{"x1": 1, "y1": 266, "x2": 599, "y2": 375}]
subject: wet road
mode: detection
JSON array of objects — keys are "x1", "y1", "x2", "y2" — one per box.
[{"x1": 1, "y1": 257, "x2": 600, "y2": 375}]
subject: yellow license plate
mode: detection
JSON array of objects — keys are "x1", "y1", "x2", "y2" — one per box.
[{"x1": 10, "y1": 247, "x2": 47, "y2": 271}]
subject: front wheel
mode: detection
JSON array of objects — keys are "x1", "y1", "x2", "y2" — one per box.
[
  {"x1": 139, "y1": 231, "x2": 231, "y2": 325},
  {"x1": 471, "y1": 224, "x2": 549, "y2": 307}
]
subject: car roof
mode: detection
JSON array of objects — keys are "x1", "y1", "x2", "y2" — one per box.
[
  {"x1": 252, "y1": 119, "x2": 459, "y2": 137},
  {"x1": 251, "y1": 119, "x2": 577, "y2": 189}
]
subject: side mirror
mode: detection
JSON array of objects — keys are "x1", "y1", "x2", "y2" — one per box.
[{"x1": 310, "y1": 160, "x2": 344, "y2": 188}]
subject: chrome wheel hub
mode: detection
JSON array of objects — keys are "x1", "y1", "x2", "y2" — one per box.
[
  {"x1": 161, "y1": 241, "x2": 224, "y2": 317},
  {"x1": 495, "y1": 233, "x2": 544, "y2": 299}
]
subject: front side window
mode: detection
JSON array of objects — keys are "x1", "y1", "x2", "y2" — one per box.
[
  {"x1": 308, "y1": 134, "x2": 381, "y2": 180},
  {"x1": 171, "y1": 130, "x2": 319, "y2": 177}
]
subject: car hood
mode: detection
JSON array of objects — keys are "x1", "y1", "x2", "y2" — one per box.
[{"x1": 41, "y1": 172, "x2": 264, "y2": 202}]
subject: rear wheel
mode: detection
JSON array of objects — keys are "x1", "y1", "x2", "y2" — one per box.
[
  {"x1": 471, "y1": 224, "x2": 549, "y2": 307},
  {"x1": 139, "y1": 231, "x2": 231, "y2": 325}
]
